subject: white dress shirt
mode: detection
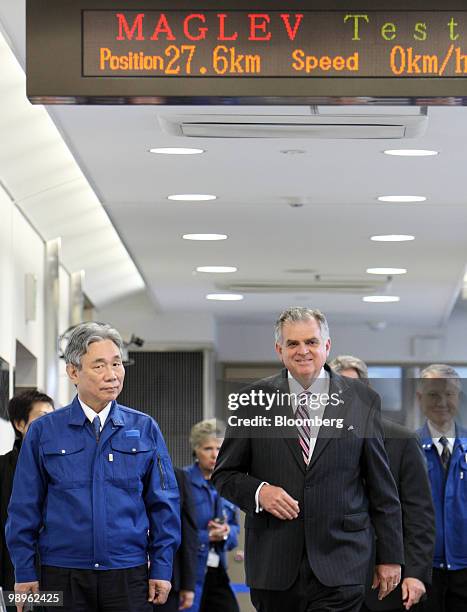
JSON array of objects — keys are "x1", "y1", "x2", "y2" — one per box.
[
  {"x1": 427, "y1": 421, "x2": 455, "y2": 456},
  {"x1": 78, "y1": 398, "x2": 112, "y2": 431},
  {"x1": 255, "y1": 368, "x2": 330, "y2": 512},
  {"x1": 288, "y1": 368, "x2": 330, "y2": 464}
]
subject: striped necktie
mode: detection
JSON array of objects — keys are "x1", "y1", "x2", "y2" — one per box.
[
  {"x1": 296, "y1": 392, "x2": 311, "y2": 463},
  {"x1": 439, "y1": 436, "x2": 451, "y2": 472}
]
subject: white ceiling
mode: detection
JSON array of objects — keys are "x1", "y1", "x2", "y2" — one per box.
[{"x1": 2, "y1": 1, "x2": 467, "y2": 328}]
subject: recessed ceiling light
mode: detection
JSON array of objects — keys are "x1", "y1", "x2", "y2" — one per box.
[
  {"x1": 377, "y1": 195, "x2": 426, "y2": 203},
  {"x1": 196, "y1": 266, "x2": 237, "y2": 273},
  {"x1": 370, "y1": 235, "x2": 415, "y2": 242},
  {"x1": 383, "y1": 149, "x2": 438, "y2": 157},
  {"x1": 168, "y1": 194, "x2": 217, "y2": 201},
  {"x1": 363, "y1": 296, "x2": 400, "y2": 303},
  {"x1": 183, "y1": 234, "x2": 227, "y2": 241},
  {"x1": 366, "y1": 268, "x2": 407, "y2": 275},
  {"x1": 149, "y1": 147, "x2": 204, "y2": 155},
  {"x1": 206, "y1": 293, "x2": 244, "y2": 301}
]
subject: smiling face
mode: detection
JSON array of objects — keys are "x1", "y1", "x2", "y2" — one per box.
[
  {"x1": 66, "y1": 339, "x2": 125, "y2": 412},
  {"x1": 417, "y1": 375, "x2": 460, "y2": 430},
  {"x1": 275, "y1": 318, "x2": 331, "y2": 388}
]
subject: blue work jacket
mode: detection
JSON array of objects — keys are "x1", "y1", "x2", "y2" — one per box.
[
  {"x1": 6, "y1": 397, "x2": 180, "y2": 583},
  {"x1": 184, "y1": 463, "x2": 239, "y2": 612},
  {"x1": 419, "y1": 422, "x2": 467, "y2": 570}
]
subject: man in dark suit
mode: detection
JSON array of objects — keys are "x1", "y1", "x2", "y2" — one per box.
[
  {"x1": 213, "y1": 307, "x2": 404, "y2": 612},
  {"x1": 329, "y1": 355, "x2": 435, "y2": 611}
]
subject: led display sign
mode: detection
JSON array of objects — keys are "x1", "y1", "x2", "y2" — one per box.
[{"x1": 26, "y1": 0, "x2": 467, "y2": 104}]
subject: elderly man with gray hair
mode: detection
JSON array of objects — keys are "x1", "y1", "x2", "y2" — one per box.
[
  {"x1": 214, "y1": 307, "x2": 403, "y2": 612},
  {"x1": 417, "y1": 364, "x2": 467, "y2": 612},
  {"x1": 6, "y1": 322, "x2": 181, "y2": 612}
]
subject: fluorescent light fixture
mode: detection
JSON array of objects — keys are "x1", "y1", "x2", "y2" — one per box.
[
  {"x1": 168, "y1": 194, "x2": 217, "y2": 201},
  {"x1": 149, "y1": 147, "x2": 204, "y2": 155},
  {"x1": 206, "y1": 294, "x2": 244, "y2": 301},
  {"x1": 183, "y1": 234, "x2": 227, "y2": 241},
  {"x1": 378, "y1": 195, "x2": 426, "y2": 202},
  {"x1": 363, "y1": 296, "x2": 400, "y2": 303},
  {"x1": 366, "y1": 268, "x2": 407, "y2": 275},
  {"x1": 383, "y1": 149, "x2": 438, "y2": 157},
  {"x1": 196, "y1": 266, "x2": 237, "y2": 273},
  {"x1": 370, "y1": 235, "x2": 415, "y2": 242}
]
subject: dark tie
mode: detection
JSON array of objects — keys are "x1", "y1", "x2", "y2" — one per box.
[
  {"x1": 93, "y1": 416, "x2": 101, "y2": 442},
  {"x1": 296, "y1": 392, "x2": 311, "y2": 463},
  {"x1": 439, "y1": 436, "x2": 451, "y2": 472}
]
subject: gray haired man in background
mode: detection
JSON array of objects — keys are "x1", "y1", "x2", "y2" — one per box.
[
  {"x1": 330, "y1": 355, "x2": 435, "y2": 612},
  {"x1": 417, "y1": 364, "x2": 467, "y2": 612}
]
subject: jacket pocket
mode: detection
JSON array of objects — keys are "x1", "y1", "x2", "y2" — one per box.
[
  {"x1": 42, "y1": 441, "x2": 85, "y2": 483},
  {"x1": 342, "y1": 512, "x2": 370, "y2": 531},
  {"x1": 110, "y1": 437, "x2": 155, "y2": 484}
]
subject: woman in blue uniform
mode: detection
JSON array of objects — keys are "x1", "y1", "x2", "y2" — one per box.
[{"x1": 184, "y1": 419, "x2": 240, "y2": 612}]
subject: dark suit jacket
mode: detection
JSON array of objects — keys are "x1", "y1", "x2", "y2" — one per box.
[
  {"x1": 0, "y1": 440, "x2": 20, "y2": 592},
  {"x1": 212, "y1": 366, "x2": 404, "y2": 590},
  {"x1": 171, "y1": 467, "x2": 198, "y2": 593},
  {"x1": 363, "y1": 419, "x2": 435, "y2": 611}
]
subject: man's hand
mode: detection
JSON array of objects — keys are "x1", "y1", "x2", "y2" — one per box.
[
  {"x1": 179, "y1": 589, "x2": 195, "y2": 609},
  {"x1": 401, "y1": 577, "x2": 426, "y2": 610},
  {"x1": 208, "y1": 520, "x2": 230, "y2": 542},
  {"x1": 258, "y1": 484, "x2": 299, "y2": 520},
  {"x1": 372, "y1": 564, "x2": 401, "y2": 600},
  {"x1": 148, "y1": 579, "x2": 171, "y2": 605},
  {"x1": 14, "y1": 581, "x2": 39, "y2": 612}
]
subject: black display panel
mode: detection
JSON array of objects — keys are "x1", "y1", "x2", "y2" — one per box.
[{"x1": 26, "y1": 0, "x2": 467, "y2": 104}]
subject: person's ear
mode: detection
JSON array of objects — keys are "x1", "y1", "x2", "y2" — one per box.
[
  {"x1": 66, "y1": 363, "x2": 79, "y2": 385},
  {"x1": 275, "y1": 342, "x2": 284, "y2": 362},
  {"x1": 14, "y1": 419, "x2": 27, "y2": 435}
]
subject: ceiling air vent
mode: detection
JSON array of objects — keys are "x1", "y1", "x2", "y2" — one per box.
[
  {"x1": 158, "y1": 109, "x2": 427, "y2": 139},
  {"x1": 217, "y1": 277, "x2": 389, "y2": 294}
]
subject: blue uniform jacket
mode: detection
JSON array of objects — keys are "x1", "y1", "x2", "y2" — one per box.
[
  {"x1": 184, "y1": 463, "x2": 239, "y2": 612},
  {"x1": 6, "y1": 397, "x2": 181, "y2": 583},
  {"x1": 419, "y1": 422, "x2": 467, "y2": 570}
]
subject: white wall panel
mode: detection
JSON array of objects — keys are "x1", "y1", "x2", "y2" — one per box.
[
  {"x1": 0, "y1": 187, "x2": 13, "y2": 364},
  {"x1": 12, "y1": 209, "x2": 45, "y2": 388}
]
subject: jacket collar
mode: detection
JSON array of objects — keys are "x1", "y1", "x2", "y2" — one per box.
[
  {"x1": 419, "y1": 421, "x2": 467, "y2": 451},
  {"x1": 187, "y1": 461, "x2": 211, "y2": 488},
  {"x1": 68, "y1": 396, "x2": 125, "y2": 427},
  {"x1": 273, "y1": 363, "x2": 348, "y2": 394}
]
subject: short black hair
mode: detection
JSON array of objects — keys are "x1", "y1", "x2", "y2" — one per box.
[{"x1": 8, "y1": 390, "x2": 54, "y2": 436}]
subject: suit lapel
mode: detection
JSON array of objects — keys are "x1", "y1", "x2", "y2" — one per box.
[{"x1": 307, "y1": 369, "x2": 348, "y2": 471}]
